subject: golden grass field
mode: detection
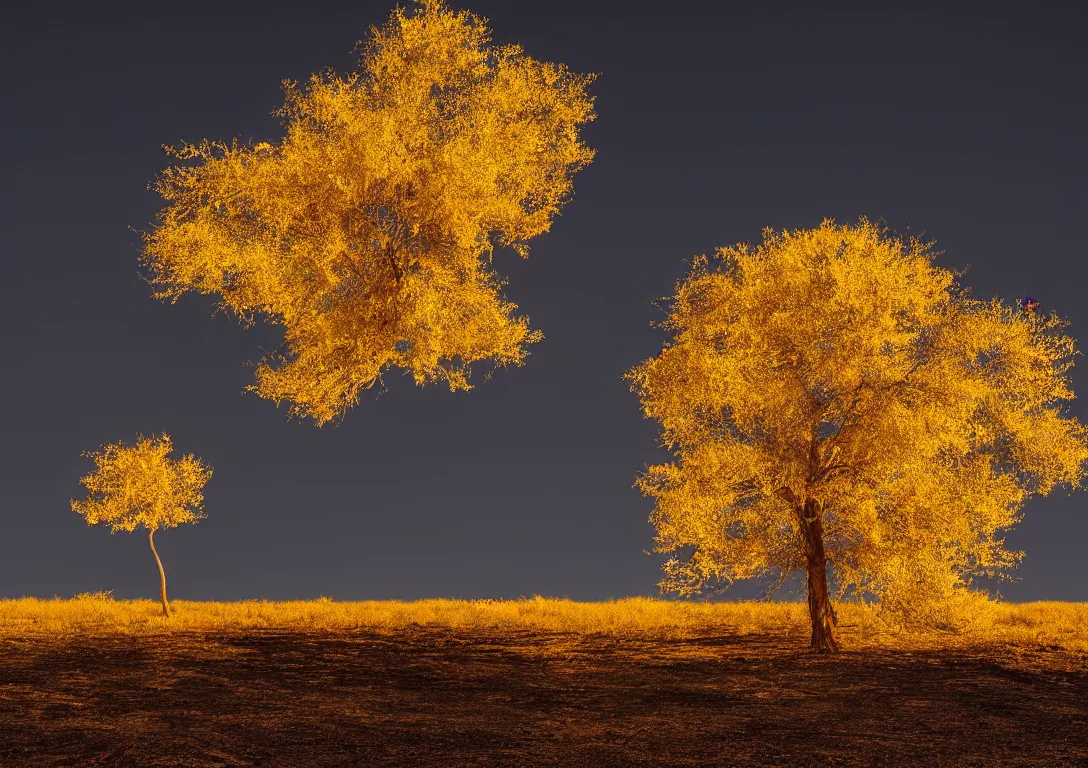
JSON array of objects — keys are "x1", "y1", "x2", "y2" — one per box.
[
  {"x1": 3, "y1": 596, "x2": 1087, "y2": 766},
  {"x1": 2, "y1": 594, "x2": 1086, "y2": 653}
]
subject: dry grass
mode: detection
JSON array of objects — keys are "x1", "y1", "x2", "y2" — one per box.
[
  {"x1": 2, "y1": 594, "x2": 1085, "y2": 653},
  {"x1": 3, "y1": 596, "x2": 1087, "y2": 765}
]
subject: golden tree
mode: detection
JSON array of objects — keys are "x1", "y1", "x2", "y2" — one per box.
[
  {"x1": 72, "y1": 434, "x2": 212, "y2": 617},
  {"x1": 142, "y1": 0, "x2": 595, "y2": 425},
  {"x1": 629, "y1": 219, "x2": 1088, "y2": 651}
]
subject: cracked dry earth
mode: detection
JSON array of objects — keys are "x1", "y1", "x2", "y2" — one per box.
[{"x1": 0, "y1": 629, "x2": 1086, "y2": 767}]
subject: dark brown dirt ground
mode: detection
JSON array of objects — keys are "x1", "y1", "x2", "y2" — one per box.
[{"x1": 1, "y1": 628, "x2": 1086, "y2": 767}]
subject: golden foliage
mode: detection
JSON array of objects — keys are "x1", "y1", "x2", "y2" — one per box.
[
  {"x1": 629, "y1": 219, "x2": 1088, "y2": 624},
  {"x1": 71, "y1": 434, "x2": 212, "y2": 534},
  {"x1": 142, "y1": 0, "x2": 596, "y2": 425}
]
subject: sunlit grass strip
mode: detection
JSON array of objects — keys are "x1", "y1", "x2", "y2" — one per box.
[
  {"x1": 0, "y1": 596, "x2": 801, "y2": 635},
  {"x1": 1, "y1": 597, "x2": 1085, "y2": 652}
]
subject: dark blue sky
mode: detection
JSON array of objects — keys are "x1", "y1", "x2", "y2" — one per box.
[{"x1": 2, "y1": 0, "x2": 1085, "y2": 602}]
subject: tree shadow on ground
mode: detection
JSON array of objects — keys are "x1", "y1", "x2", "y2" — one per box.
[{"x1": 1, "y1": 629, "x2": 1085, "y2": 766}]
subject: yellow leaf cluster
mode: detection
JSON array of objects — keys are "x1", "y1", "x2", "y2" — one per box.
[
  {"x1": 142, "y1": 0, "x2": 595, "y2": 425},
  {"x1": 71, "y1": 434, "x2": 212, "y2": 534},
  {"x1": 629, "y1": 219, "x2": 1088, "y2": 623}
]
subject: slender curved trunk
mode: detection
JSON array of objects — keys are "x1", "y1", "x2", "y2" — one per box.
[
  {"x1": 801, "y1": 499, "x2": 838, "y2": 652},
  {"x1": 148, "y1": 529, "x2": 170, "y2": 617}
]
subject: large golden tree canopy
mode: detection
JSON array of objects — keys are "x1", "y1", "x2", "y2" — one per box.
[
  {"x1": 629, "y1": 219, "x2": 1088, "y2": 625},
  {"x1": 71, "y1": 434, "x2": 212, "y2": 534},
  {"x1": 143, "y1": 0, "x2": 595, "y2": 425}
]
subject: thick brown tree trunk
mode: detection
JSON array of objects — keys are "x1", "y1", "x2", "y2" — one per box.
[
  {"x1": 801, "y1": 499, "x2": 838, "y2": 652},
  {"x1": 148, "y1": 529, "x2": 170, "y2": 617}
]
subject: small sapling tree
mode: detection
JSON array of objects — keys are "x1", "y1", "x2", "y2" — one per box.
[
  {"x1": 628, "y1": 219, "x2": 1088, "y2": 651},
  {"x1": 71, "y1": 434, "x2": 212, "y2": 617}
]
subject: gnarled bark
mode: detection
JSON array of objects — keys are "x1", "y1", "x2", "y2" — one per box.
[
  {"x1": 800, "y1": 498, "x2": 838, "y2": 652},
  {"x1": 148, "y1": 529, "x2": 170, "y2": 617}
]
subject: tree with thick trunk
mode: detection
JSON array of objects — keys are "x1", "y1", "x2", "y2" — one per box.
[
  {"x1": 72, "y1": 434, "x2": 211, "y2": 616},
  {"x1": 799, "y1": 500, "x2": 837, "y2": 652},
  {"x1": 629, "y1": 219, "x2": 1088, "y2": 648}
]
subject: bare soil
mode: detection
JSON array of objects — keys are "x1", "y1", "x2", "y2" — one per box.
[{"x1": 1, "y1": 628, "x2": 1086, "y2": 767}]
